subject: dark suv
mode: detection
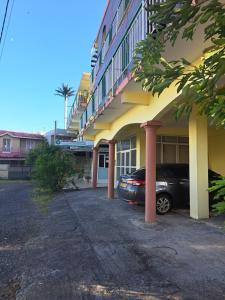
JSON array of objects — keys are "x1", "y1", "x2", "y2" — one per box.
[{"x1": 117, "y1": 163, "x2": 219, "y2": 214}]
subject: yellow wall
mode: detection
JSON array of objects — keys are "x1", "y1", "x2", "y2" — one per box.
[
  {"x1": 208, "y1": 128, "x2": 225, "y2": 176},
  {"x1": 83, "y1": 55, "x2": 225, "y2": 178},
  {"x1": 111, "y1": 124, "x2": 225, "y2": 177}
]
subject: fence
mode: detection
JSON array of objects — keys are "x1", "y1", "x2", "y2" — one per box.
[{"x1": 0, "y1": 164, "x2": 32, "y2": 180}]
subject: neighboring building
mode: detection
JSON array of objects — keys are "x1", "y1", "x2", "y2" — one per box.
[
  {"x1": 0, "y1": 130, "x2": 44, "y2": 179},
  {"x1": 45, "y1": 128, "x2": 76, "y2": 146},
  {"x1": 66, "y1": 0, "x2": 225, "y2": 222},
  {"x1": 0, "y1": 130, "x2": 44, "y2": 166}
]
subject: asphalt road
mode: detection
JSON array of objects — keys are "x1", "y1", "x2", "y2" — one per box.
[{"x1": 0, "y1": 182, "x2": 225, "y2": 300}]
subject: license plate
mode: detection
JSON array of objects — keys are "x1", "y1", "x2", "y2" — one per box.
[{"x1": 120, "y1": 182, "x2": 127, "y2": 188}]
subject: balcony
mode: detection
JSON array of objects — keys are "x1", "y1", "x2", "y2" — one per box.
[
  {"x1": 91, "y1": 0, "x2": 137, "y2": 89},
  {"x1": 80, "y1": 3, "x2": 148, "y2": 134},
  {"x1": 67, "y1": 90, "x2": 89, "y2": 131},
  {"x1": 80, "y1": 0, "x2": 210, "y2": 137}
]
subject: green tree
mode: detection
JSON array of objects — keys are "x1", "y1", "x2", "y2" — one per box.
[
  {"x1": 27, "y1": 143, "x2": 75, "y2": 192},
  {"x1": 133, "y1": 0, "x2": 225, "y2": 212},
  {"x1": 134, "y1": 0, "x2": 225, "y2": 127},
  {"x1": 55, "y1": 84, "x2": 75, "y2": 129}
]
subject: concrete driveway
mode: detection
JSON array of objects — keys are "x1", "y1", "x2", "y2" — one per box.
[{"x1": 0, "y1": 183, "x2": 225, "y2": 299}]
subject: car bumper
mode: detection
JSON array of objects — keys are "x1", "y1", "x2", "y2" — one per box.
[{"x1": 117, "y1": 185, "x2": 145, "y2": 203}]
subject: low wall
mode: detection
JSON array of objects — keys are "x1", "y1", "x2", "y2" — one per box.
[{"x1": 0, "y1": 164, "x2": 9, "y2": 179}]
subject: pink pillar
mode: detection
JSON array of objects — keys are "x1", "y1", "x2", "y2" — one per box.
[
  {"x1": 141, "y1": 121, "x2": 161, "y2": 223},
  {"x1": 92, "y1": 147, "x2": 98, "y2": 188},
  {"x1": 108, "y1": 140, "x2": 116, "y2": 199}
]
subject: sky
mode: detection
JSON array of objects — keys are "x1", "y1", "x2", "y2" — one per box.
[{"x1": 0, "y1": 0, "x2": 106, "y2": 133}]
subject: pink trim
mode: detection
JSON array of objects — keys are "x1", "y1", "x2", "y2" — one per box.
[
  {"x1": 82, "y1": 73, "x2": 133, "y2": 134},
  {"x1": 141, "y1": 121, "x2": 161, "y2": 223},
  {"x1": 108, "y1": 140, "x2": 116, "y2": 199},
  {"x1": 115, "y1": 72, "x2": 132, "y2": 96}
]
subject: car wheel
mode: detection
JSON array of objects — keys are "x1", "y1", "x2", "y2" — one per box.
[{"x1": 156, "y1": 194, "x2": 172, "y2": 215}]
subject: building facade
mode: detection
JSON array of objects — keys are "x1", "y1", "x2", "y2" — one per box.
[
  {"x1": 0, "y1": 130, "x2": 44, "y2": 179},
  {"x1": 68, "y1": 0, "x2": 225, "y2": 222}
]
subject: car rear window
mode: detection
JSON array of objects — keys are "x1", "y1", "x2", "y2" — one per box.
[{"x1": 132, "y1": 168, "x2": 145, "y2": 179}]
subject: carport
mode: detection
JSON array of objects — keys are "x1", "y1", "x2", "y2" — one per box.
[{"x1": 91, "y1": 105, "x2": 225, "y2": 224}]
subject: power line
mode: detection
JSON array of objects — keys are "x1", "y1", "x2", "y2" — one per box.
[
  {"x1": 0, "y1": 0, "x2": 10, "y2": 45},
  {"x1": 0, "y1": 0, "x2": 15, "y2": 63}
]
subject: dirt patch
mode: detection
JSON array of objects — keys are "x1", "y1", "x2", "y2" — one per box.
[{"x1": 0, "y1": 278, "x2": 21, "y2": 300}]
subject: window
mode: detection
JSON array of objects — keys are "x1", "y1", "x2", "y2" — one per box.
[
  {"x1": 116, "y1": 137, "x2": 136, "y2": 179},
  {"x1": 2, "y1": 139, "x2": 11, "y2": 152},
  {"x1": 122, "y1": 35, "x2": 130, "y2": 71},
  {"x1": 125, "y1": 0, "x2": 130, "y2": 9},
  {"x1": 99, "y1": 154, "x2": 109, "y2": 168},
  {"x1": 102, "y1": 75, "x2": 106, "y2": 99},
  {"x1": 102, "y1": 25, "x2": 107, "y2": 47},
  {"x1": 26, "y1": 139, "x2": 35, "y2": 151},
  {"x1": 156, "y1": 136, "x2": 189, "y2": 164},
  {"x1": 108, "y1": 27, "x2": 113, "y2": 44}
]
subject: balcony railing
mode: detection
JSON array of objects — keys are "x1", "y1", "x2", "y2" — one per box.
[
  {"x1": 67, "y1": 90, "x2": 89, "y2": 128},
  {"x1": 80, "y1": 0, "x2": 165, "y2": 132},
  {"x1": 92, "y1": 0, "x2": 133, "y2": 84}
]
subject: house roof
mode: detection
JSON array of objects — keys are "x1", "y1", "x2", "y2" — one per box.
[{"x1": 0, "y1": 130, "x2": 44, "y2": 140}]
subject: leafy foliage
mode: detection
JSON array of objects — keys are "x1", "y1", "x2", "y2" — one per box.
[
  {"x1": 209, "y1": 176, "x2": 225, "y2": 214},
  {"x1": 55, "y1": 83, "x2": 75, "y2": 98},
  {"x1": 133, "y1": 0, "x2": 225, "y2": 215},
  {"x1": 26, "y1": 143, "x2": 75, "y2": 192},
  {"x1": 133, "y1": 0, "x2": 225, "y2": 127}
]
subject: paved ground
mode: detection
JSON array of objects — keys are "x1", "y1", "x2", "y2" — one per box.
[{"x1": 0, "y1": 182, "x2": 225, "y2": 300}]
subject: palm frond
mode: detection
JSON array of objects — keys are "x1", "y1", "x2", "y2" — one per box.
[{"x1": 54, "y1": 83, "x2": 75, "y2": 98}]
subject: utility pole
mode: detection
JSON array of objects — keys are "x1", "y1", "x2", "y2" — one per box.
[{"x1": 54, "y1": 120, "x2": 57, "y2": 145}]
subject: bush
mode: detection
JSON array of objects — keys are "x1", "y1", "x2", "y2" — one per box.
[
  {"x1": 209, "y1": 176, "x2": 225, "y2": 215},
  {"x1": 26, "y1": 143, "x2": 75, "y2": 191}
]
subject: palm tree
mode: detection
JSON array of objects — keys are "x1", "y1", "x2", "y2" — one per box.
[{"x1": 55, "y1": 84, "x2": 75, "y2": 129}]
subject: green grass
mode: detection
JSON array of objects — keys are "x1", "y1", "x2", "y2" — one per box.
[{"x1": 32, "y1": 188, "x2": 54, "y2": 213}]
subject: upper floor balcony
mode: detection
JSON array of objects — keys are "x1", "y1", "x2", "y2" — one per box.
[
  {"x1": 80, "y1": 0, "x2": 213, "y2": 137},
  {"x1": 67, "y1": 73, "x2": 90, "y2": 131},
  {"x1": 80, "y1": 0, "x2": 153, "y2": 134}
]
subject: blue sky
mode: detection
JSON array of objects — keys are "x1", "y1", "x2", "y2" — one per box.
[{"x1": 0, "y1": 0, "x2": 106, "y2": 133}]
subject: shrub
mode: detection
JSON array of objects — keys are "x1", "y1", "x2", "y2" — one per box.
[
  {"x1": 209, "y1": 176, "x2": 225, "y2": 215},
  {"x1": 26, "y1": 144, "x2": 75, "y2": 192}
]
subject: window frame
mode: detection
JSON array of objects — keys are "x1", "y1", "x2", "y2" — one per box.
[{"x1": 2, "y1": 138, "x2": 11, "y2": 153}]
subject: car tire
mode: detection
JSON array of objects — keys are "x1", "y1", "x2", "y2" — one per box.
[{"x1": 156, "y1": 194, "x2": 172, "y2": 215}]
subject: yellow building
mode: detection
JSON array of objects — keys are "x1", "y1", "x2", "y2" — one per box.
[{"x1": 69, "y1": 0, "x2": 225, "y2": 222}]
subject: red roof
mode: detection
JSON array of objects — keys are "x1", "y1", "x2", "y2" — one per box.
[{"x1": 0, "y1": 130, "x2": 44, "y2": 140}]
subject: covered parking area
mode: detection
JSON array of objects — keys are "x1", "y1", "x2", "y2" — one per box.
[{"x1": 91, "y1": 100, "x2": 225, "y2": 223}]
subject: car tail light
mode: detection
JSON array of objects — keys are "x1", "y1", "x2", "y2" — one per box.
[{"x1": 126, "y1": 179, "x2": 145, "y2": 186}]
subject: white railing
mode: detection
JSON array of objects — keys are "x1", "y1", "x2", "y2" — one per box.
[
  {"x1": 67, "y1": 91, "x2": 89, "y2": 128},
  {"x1": 91, "y1": 0, "x2": 133, "y2": 85},
  {"x1": 80, "y1": 0, "x2": 165, "y2": 130}
]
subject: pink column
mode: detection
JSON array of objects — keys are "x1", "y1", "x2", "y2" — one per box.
[
  {"x1": 141, "y1": 121, "x2": 161, "y2": 223},
  {"x1": 92, "y1": 147, "x2": 98, "y2": 188},
  {"x1": 108, "y1": 140, "x2": 116, "y2": 199}
]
